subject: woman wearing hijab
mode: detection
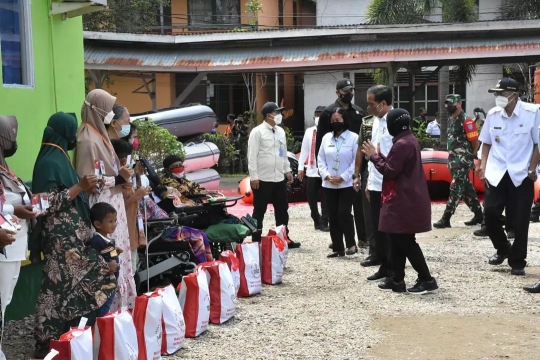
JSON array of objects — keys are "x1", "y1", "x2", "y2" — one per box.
[
  {"x1": 74, "y1": 89, "x2": 137, "y2": 310},
  {"x1": 31, "y1": 112, "x2": 117, "y2": 358},
  {"x1": 361, "y1": 109, "x2": 438, "y2": 295},
  {"x1": 0, "y1": 115, "x2": 41, "y2": 359}
]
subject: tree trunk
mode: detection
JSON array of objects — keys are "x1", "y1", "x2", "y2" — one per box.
[{"x1": 438, "y1": 66, "x2": 450, "y2": 149}]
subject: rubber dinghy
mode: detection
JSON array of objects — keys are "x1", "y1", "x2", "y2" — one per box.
[
  {"x1": 130, "y1": 104, "x2": 217, "y2": 140},
  {"x1": 183, "y1": 142, "x2": 220, "y2": 173},
  {"x1": 186, "y1": 168, "x2": 220, "y2": 190}
]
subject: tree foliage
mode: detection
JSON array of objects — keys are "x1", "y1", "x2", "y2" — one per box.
[
  {"x1": 499, "y1": 0, "x2": 540, "y2": 20},
  {"x1": 83, "y1": 0, "x2": 170, "y2": 33},
  {"x1": 367, "y1": 0, "x2": 437, "y2": 24}
]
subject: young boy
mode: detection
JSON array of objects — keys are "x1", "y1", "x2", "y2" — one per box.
[{"x1": 90, "y1": 202, "x2": 123, "y2": 316}]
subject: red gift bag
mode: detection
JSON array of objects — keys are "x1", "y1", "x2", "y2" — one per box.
[
  {"x1": 267, "y1": 225, "x2": 290, "y2": 267},
  {"x1": 235, "y1": 242, "x2": 262, "y2": 297},
  {"x1": 197, "y1": 261, "x2": 236, "y2": 324},
  {"x1": 49, "y1": 318, "x2": 92, "y2": 360},
  {"x1": 154, "y1": 285, "x2": 185, "y2": 355},
  {"x1": 177, "y1": 271, "x2": 210, "y2": 337},
  {"x1": 133, "y1": 293, "x2": 163, "y2": 360},
  {"x1": 93, "y1": 310, "x2": 139, "y2": 360},
  {"x1": 260, "y1": 236, "x2": 286, "y2": 285},
  {"x1": 219, "y1": 250, "x2": 240, "y2": 295}
]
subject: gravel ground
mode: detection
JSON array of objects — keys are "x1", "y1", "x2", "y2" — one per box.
[{"x1": 4, "y1": 203, "x2": 540, "y2": 359}]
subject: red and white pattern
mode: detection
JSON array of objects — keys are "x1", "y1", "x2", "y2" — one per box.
[
  {"x1": 133, "y1": 293, "x2": 163, "y2": 360},
  {"x1": 49, "y1": 326, "x2": 92, "y2": 360},
  {"x1": 260, "y1": 236, "x2": 286, "y2": 285},
  {"x1": 197, "y1": 262, "x2": 236, "y2": 324},
  {"x1": 93, "y1": 310, "x2": 139, "y2": 360},
  {"x1": 177, "y1": 271, "x2": 210, "y2": 338},
  {"x1": 219, "y1": 250, "x2": 240, "y2": 295},
  {"x1": 235, "y1": 242, "x2": 262, "y2": 297}
]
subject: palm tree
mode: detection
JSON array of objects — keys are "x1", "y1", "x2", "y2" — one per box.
[
  {"x1": 366, "y1": 0, "x2": 478, "y2": 146},
  {"x1": 498, "y1": 0, "x2": 540, "y2": 20}
]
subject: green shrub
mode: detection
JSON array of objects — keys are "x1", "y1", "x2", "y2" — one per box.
[
  {"x1": 200, "y1": 132, "x2": 236, "y2": 168},
  {"x1": 285, "y1": 127, "x2": 302, "y2": 154},
  {"x1": 133, "y1": 118, "x2": 185, "y2": 170}
]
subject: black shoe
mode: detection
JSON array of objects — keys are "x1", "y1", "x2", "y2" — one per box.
[
  {"x1": 378, "y1": 278, "x2": 406, "y2": 293},
  {"x1": 358, "y1": 240, "x2": 368, "y2": 248},
  {"x1": 464, "y1": 210, "x2": 483, "y2": 226},
  {"x1": 288, "y1": 241, "x2": 301, "y2": 249},
  {"x1": 488, "y1": 253, "x2": 508, "y2": 265},
  {"x1": 361, "y1": 256, "x2": 382, "y2": 267},
  {"x1": 314, "y1": 222, "x2": 322, "y2": 230},
  {"x1": 327, "y1": 251, "x2": 345, "y2": 258},
  {"x1": 346, "y1": 246, "x2": 358, "y2": 255},
  {"x1": 366, "y1": 271, "x2": 387, "y2": 282},
  {"x1": 433, "y1": 216, "x2": 451, "y2": 229},
  {"x1": 407, "y1": 278, "x2": 439, "y2": 295},
  {"x1": 320, "y1": 221, "x2": 330, "y2": 232},
  {"x1": 523, "y1": 280, "x2": 540, "y2": 293},
  {"x1": 531, "y1": 214, "x2": 540, "y2": 223},
  {"x1": 511, "y1": 268, "x2": 525, "y2": 276},
  {"x1": 328, "y1": 242, "x2": 333, "y2": 249},
  {"x1": 506, "y1": 230, "x2": 515, "y2": 239},
  {"x1": 473, "y1": 226, "x2": 488, "y2": 237}
]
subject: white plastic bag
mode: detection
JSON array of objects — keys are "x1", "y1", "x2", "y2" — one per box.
[
  {"x1": 133, "y1": 292, "x2": 163, "y2": 360},
  {"x1": 155, "y1": 285, "x2": 185, "y2": 355},
  {"x1": 177, "y1": 271, "x2": 210, "y2": 337},
  {"x1": 219, "y1": 250, "x2": 240, "y2": 295},
  {"x1": 93, "y1": 310, "x2": 139, "y2": 360},
  {"x1": 235, "y1": 242, "x2": 262, "y2": 297}
]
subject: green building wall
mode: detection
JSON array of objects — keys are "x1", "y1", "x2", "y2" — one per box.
[{"x1": 0, "y1": 1, "x2": 86, "y2": 321}]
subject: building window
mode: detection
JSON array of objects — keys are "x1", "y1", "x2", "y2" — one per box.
[
  {"x1": 188, "y1": 0, "x2": 240, "y2": 30},
  {"x1": 0, "y1": 0, "x2": 33, "y2": 87}
]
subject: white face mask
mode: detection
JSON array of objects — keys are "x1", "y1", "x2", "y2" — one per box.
[
  {"x1": 273, "y1": 114, "x2": 283, "y2": 125},
  {"x1": 314, "y1": 117, "x2": 319, "y2": 126},
  {"x1": 104, "y1": 111, "x2": 114, "y2": 124},
  {"x1": 495, "y1": 94, "x2": 514, "y2": 108},
  {"x1": 172, "y1": 172, "x2": 185, "y2": 179}
]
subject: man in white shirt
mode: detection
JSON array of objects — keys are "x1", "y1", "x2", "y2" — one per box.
[
  {"x1": 477, "y1": 78, "x2": 540, "y2": 277},
  {"x1": 357, "y1": 85, "x2": 394, "y2": 283},
  {"x1": 426, "y1": 112, "x2": 441, "y2": 137},
  {"x1": 298, "y1": 106, "x2": 329, "y2": 231},
  {"x1": 247, "y1": 102, "x2": 300, "y2": 248}
]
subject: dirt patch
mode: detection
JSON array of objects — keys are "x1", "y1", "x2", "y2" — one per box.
[{"x1": 366, "y1": 314, "x2": 540, "y2": 360}]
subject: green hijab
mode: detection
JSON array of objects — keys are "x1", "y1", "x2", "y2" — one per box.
[{"x1": 32, "y1": 112, "x2": 91, "y2": 225}]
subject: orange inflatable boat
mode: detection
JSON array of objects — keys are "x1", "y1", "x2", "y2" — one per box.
[{"x1": 238, "y1": 177, "x2": 254, "y2": 204}]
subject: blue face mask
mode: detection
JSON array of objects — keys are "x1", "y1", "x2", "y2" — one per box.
[{"x1": 117, "y1": 124, "x2": 131, "y2": 137}]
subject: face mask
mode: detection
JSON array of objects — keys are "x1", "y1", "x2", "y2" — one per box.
[
  {"x1": 171, "y1": 166, "x2": 185, "y2": 179},
  {"x1": 4, "y1": 141, "x2": 17, "y2": 158},
  {"x1": 331, "y1": 122, "x2": 344, "y2": 133},
  {"x1": 84, "y1": 100, "x2": 114, "y2": 124},
  {"x1": 446, "y1": 105, "x2": 457, "y2": 115},
  {"x1": 339, "y1": 92, "x2": 354, "y2": 104},
  {"x1": 368, "y1": 102, "x2": 383, "y2": 116},
  {"x1": 67, "y1": 139, "x2": 76, "y2": 151},
  {"x1": 117, "y1": 124, "x2": 131, "y2": 138},
  {"x1": 495, "y1": 95, "x2": 513, "y2": 108},
  {"x1": 131, "y1": 138, "x2": 140, "y2": 150},
  {"x1": 314, "y1": 117, "x2": 319, "y2": 126},
  {"x1": 273, "y1": 114, "x2": 283, "y2": 125}
]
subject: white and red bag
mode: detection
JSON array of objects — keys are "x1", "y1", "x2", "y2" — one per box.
[
  {"x1": 43, "y1": 349, "x2": 60, "y2": 360},
  {"x1": 219, "y1": 250, "x2": 240, "y2": 295},
  {"x1": 198, "y1": 261, "x2": 236, "y2": 324},
  {"x1": 133, "y1": 293, "x2": 163, "y2": 360},
  {"x1": 268, "y1": 225, "x2": 290, "y2": 268},
  {"x1": 177, "y1": 271, "x2": 210, "y2": 338},
  {"x1": 93, "y1": 309, "x2": 139, "y2": 360},
  {"x1": 155, "y1": 285, "x2": 185, "y2": 355},
  {"x1": 235, "y1": 242, "x2": 262, "y2": 297},
  {"x1": 49, "y1": 318, "x2": 92, "y2": 360},
  {"x1": 260, "y1": 235, "x2": 286, "y2": 285}
]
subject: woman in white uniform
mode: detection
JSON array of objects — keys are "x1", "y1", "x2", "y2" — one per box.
[{"x1": 0, "y1": 115, "x2": 39, "y2": 359}]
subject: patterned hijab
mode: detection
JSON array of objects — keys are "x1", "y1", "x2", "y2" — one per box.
[{"x1": 0, "y1": 115, "x2": 25, "y2": 194}]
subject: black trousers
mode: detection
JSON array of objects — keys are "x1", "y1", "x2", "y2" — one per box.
[
  {"x1": 324, "y1": 187, "x2": 356, "y2": 252},
  {"x1": 484, "y1": 172, "x2": 534, "y2": 269},
  {"x1": 370, "y1": 190, "x2": 392, "y2": 275},
  {"x1": 305, "y1": 176, "x2": 328, "y2": 225},
  {"x1": 252, "y1": 180, "x2": 289, "y2": 242},
  {"x1": 389, "y1": 233, "x2": 432, "y2": 283},
  {"x1": 481, "y1": 183, "x2": 514, "y2": 231}
]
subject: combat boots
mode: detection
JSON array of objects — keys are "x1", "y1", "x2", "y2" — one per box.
[
  {"x1": 433, "y1": 213, "x2": 451, "y2": 229},
  {"x1": 464, "y1": 209, "x2": 483, "y2": 226}
]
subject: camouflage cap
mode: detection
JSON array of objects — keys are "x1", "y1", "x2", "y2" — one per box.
[{"x1": 445, "y1": 94, "x2": 462, "y2": 104}]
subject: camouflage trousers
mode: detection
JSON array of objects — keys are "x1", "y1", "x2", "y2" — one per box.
[{"x1": 444, "y1": 165, "x2": 482, "y2": 216}]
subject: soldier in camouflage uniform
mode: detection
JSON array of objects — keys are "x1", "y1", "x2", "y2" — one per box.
[{"x1": 433, "y1": 94, "x2": 483, "y2": 228}]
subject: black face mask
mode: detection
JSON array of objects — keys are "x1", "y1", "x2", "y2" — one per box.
[
  {"x1": 4, "y1": 141, "x2": 17, "y2": 158},
  {"x1": 446, "y1": 105, "x2": 457, "y2": 115},
  {"x1": 331, "y1": 122, "x2": 345, "y2": 133},
  {"x1": 339, "y1": 92, "x2": 354, "y2": 104},
  {"x1": 67, "y1": 139, "x2": 76, "y2": 151}
]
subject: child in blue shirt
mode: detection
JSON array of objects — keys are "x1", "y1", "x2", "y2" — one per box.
[{"x1": 90, "y1": 202, "x2": 123, "y2": 317}]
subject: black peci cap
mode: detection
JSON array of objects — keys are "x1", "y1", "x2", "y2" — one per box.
[
  {"x1": 315, "y1": 106, "x2": 326, "y2": 113},
  {"x1": 261, "y1": 102, "x2": 285, "y2": 118}
]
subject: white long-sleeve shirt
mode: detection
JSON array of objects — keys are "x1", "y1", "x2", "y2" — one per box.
[
  {"x1": 426, "y1": 120, "x2": 441, "y2": 136},
  {"x1": 247, "y1": 121, "x2": 291, "y2": 182},
  {"x1": 298, "y1": 126, "x2": 320, "y2": 178},
  {"x1": 367, "y1": 111, "x2": 394, "y2": 192},
  {"x1": 318, "y1": 130, "x2": 358, "y2": 189}
]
